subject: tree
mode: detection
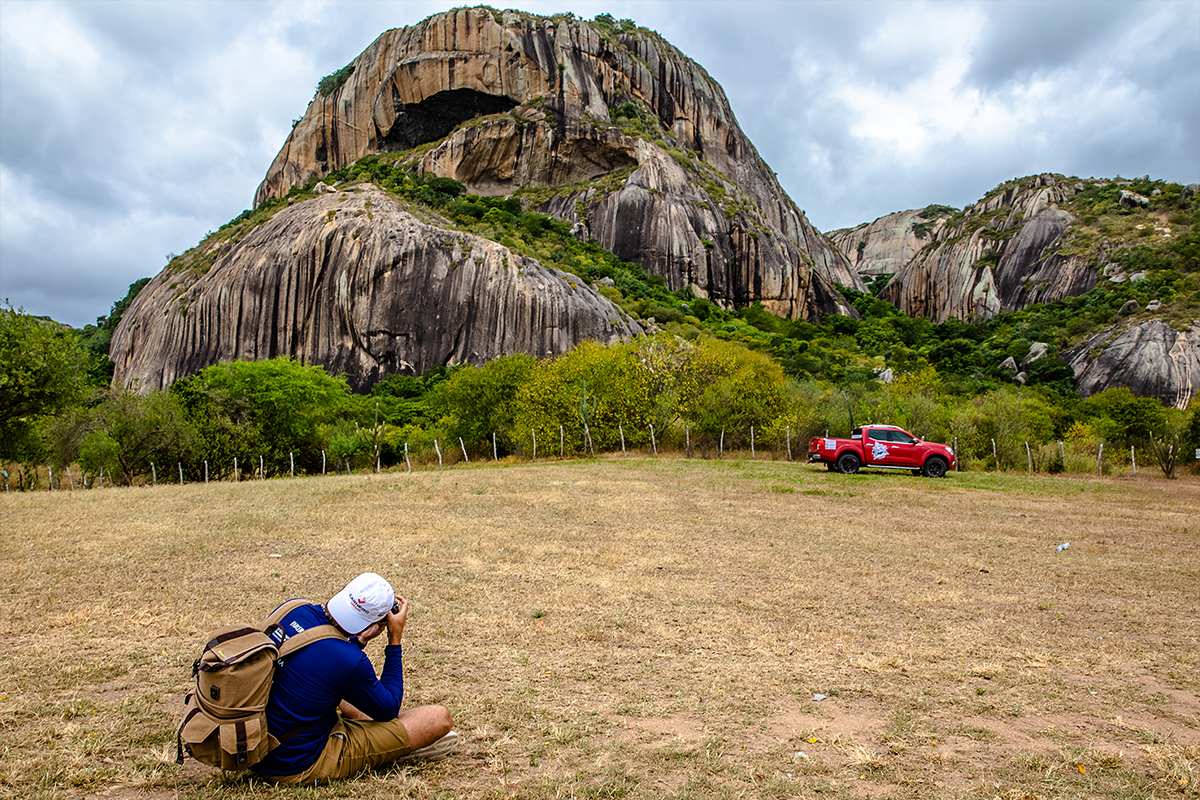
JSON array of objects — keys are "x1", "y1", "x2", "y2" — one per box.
[
  {"x1": 48, "y1": 389, "x2": 196, "y2": 484},
  {"x1": 174, "y1": 357, "x2": 352, "y2": 474},
  {"x1": 1, "y1": 302, "x2": 89, "y2": 461},
  {"x1": 427, "y1": 355, "x2": 535, "y2": 456},
  {"x1": 1082, "y1": 387, "x2": 1167, "y2": 445}
]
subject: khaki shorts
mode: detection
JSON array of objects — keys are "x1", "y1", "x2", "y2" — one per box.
[{"x1": 266, "y1": 716, "x2": 412, "y2": 786}]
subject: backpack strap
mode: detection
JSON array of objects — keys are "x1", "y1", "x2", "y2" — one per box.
[
  {"x1": 277, "y1": 624, "x2": 346, "y2": 658},
  {"x1": 175, "y1": 694, "x2": 200, "y2": 765},
  {"x1": 259, "y1": 598, "x2": 348, "y2": 658},
  {"x1": 260, "y1": 598, "x2": 312, "y2": 630}
]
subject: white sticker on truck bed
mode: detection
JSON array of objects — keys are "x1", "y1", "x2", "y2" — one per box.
[{"x1": 824, "y1": 439, "x2": 835, "y2": 450}]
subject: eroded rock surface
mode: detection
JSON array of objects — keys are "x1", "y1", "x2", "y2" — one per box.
[
  {"x1": 111, "y1": 187, "x2": 639, "y2": 391},
  {"x1": 881, "y1": 175, "x2": 1097, "y2": 323},
  {"x1": 255, "y1": 7, "x2": 855, "y2": 319},
  {"x1": 1067, "y1": 319, "x2": 1200, "y2": 409},
  {"x1": 829, "y1": 209, "x2": 947, "y2": 280}
]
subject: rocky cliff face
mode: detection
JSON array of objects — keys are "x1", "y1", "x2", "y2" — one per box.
[
  {"x1": 110, "y1": 186, "x2": 639, "y2": 392},
  {"x1": 1067, "y1": 319, "x2": 1200, "y2": 409},
  {"x1": 255, "y1": 7, "x2": 855, "y2": 319},
  {"x1": 881, "y1": 175, "x2": 1097, "y2": 323},
  {"x1": 829, "y1": 208, "x2": 948, "y2": 280}
]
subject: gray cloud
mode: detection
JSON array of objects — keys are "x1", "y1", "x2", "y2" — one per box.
[{"x1": 1, "y1": 0, "x2": 1197, "y2": 326}]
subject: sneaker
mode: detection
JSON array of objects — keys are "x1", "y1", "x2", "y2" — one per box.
[{"x1": 396, "y1": 730, "x2": 460, "y2": 764}]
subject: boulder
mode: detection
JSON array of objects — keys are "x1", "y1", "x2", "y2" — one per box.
[
  {"x1": 1118, "y1": 190, "x2": 1150, "y2": 208},
  {"x1": 1067, "y1": 319, "x2": 1200, "y2": 409},
  {"x1": 111, "y1": 186, "x2": 640, "y2": 392},
  {"x1": 253, "y1": 7, "x2": 855, "y2": 321},
  {"x1": 1182, "y1": 183, "x2": 1199, "y2": 198},
  {"x1": 999, "y1": 356, "x2": 1019, "y2": 373},
  {"x1": 1147, "y1": 299, "x2": 1162, "y2": 312},
  {"x1": 1120, "y1": 300, "x2": 1140, "y2": 315},
  {"x1": 1021, "y1": 342, "x2": 1049, "y2": 370},
  {"x1": 876, "y1": 367, "x2": 894, "y2": 384}
]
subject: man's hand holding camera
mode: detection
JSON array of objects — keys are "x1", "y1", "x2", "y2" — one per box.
[{"x1": 353, "y1": 596, "x2": 408, "y2": 647}]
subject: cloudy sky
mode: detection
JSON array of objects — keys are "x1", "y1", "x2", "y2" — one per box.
[{"x1": 1, "y1": 0, "x2": 1197, "y2": 328}]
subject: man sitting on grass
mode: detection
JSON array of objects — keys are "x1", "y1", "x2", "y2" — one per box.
[{"x1": 253, "y1": 572, "x2": 457, "y2": 785}]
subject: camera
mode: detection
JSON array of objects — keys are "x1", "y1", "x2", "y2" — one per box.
[{"x1": 391, "y1": 600, "x2": 400, "y2": 615}]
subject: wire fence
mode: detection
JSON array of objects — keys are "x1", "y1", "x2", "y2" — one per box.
[{"x1": 1, "y1": 423, "x2": 1182, "y2": 491}]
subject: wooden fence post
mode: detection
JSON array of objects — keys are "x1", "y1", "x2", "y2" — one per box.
[
  {"x1": 619, "y1": 425, "x2": 626, "y2": 457},
  {"x1": 750, "y1": 427, "x2": 755, "y2": 459},
  {"x1": 531, "y1": 430, "x2": 536, "y2": 461},
  {"x1": 493, "y1": 433, "x2": 498, "y2": 462},
  {"x1": 719, "y1": 429, "x2": 724, "y2": 457},
  {"x1": 1025, "y1": 441, "x2": 1032, "y2": 475},
  {"x1": 686, "y1": 424, "x2": 691, "y2": 458},
  {"x1": 205, "y1": 460, "x2": 209, "y2": 484},
  {"x1": 460, "y1": 437, "x2": 469, "y2": 464},
  {"x1": 151, "y1": 463, "x2": 156, "y2": 486},
  {"x1": 234, "y1": 457, "x2": 239, "y2": 482},
  {"x1": 650, "y1": 424, "x2": 657, "y2": 456},
  {"x1": 405, "y1": 443, "x2": 411, "y2": 473},
  {"x1": 786, "y1": 426, "x2": 791, "y2": 461},
  {"x1": 179, "y1": 462, "x2": 184, "y2": 484},
  {"x1": 260, "y1": 455, "x2": 265, "y2": 480},
  {"x1": 1096, "y1": 442, "x2": 1103, "y2": 476},
  {"x1": 559, "y1": 426, "x2": 564, "y2": 457},
  {"x1": 435, "y1": 439, "x2": 443, "y2": 469},
  {"x1": 290, "y1": 452, "x2": 295, "y2": 478},
  {"x1": 1131, "y1": 446, "x2": 1137, "y2": 475}
]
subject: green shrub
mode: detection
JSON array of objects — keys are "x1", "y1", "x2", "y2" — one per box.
[{"x1": 316, "y1": 64, "x2": 355, "y2": 97}]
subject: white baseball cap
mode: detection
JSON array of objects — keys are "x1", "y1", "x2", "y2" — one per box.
[{"x1": 327, "y1": 573, "x2": 395, "y2": 634}]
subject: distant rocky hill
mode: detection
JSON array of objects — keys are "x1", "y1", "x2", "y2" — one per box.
[
  {"x1": 113, "y1": 7, "x2": 854, "y2": 392},
  {"x1": 253, "y1": 6, "x2": 855, "y2": 317},
  {"x1": 828, "y1": 206, "x2": 953, "y2": 288},
  {"x1": 880, "y1": 175, "x2": 1097, "y2": 322},
  {"x1": 830, "y1": 174, "x2": 1200, "y2": 407}
]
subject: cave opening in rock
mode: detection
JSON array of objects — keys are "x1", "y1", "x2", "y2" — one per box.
[{"x1": 383, "y1": 88, "x2": 519, "y2": 151}]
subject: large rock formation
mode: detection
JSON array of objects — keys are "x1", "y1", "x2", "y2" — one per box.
[
  {"x1": 1067, "y1": 319, "x2": 1200, "y2": 409},
  {"x1": 828, "y1": 208, "x2": 950, "y2": 282},
  {"x1": 255, "y1": 7, "x2": 856, "y2": 319},
  {"x1": 110, "y1": 186, "x2": 639, "y2": 392},
  {"x1": 881, "y1": 175, "x2": 1097, "y2": 322}
]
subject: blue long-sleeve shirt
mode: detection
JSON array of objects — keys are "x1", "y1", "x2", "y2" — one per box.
[{"x1": 253, "y1": 602, "x2": 404, "y2": 777}]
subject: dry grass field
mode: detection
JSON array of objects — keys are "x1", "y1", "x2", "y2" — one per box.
[{"x1": 1, "y1": 457, "x2": 1197, "y2": 800}]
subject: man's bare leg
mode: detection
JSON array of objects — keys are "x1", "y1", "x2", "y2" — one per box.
[
  {"x1": 337, "y1": 701, "x2": 452, "y2": 749},
  {"x1": 397, "y1": 705, "x2": 453, "y2": 749}
]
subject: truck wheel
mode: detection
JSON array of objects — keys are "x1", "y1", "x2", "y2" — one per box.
[
  {"x1": 922, "y1": 457, "x2": 948, "y2": 478},
  {"x1": 835, "y1": 453, "x2": 860, "y2": 475}
]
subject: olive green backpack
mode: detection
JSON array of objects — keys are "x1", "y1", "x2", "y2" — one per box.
[{"x1": 175, "y1": 598, "x2": 345, "y2": 770}]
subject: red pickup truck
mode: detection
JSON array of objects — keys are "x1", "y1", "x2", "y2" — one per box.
[{"x1": 808, "y1": 424, "x2": 955, "y2": 477}]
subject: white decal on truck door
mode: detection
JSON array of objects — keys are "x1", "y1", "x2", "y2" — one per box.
[{"x1": 872, "y1": 441, "x2": 889, "y2": 460}]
